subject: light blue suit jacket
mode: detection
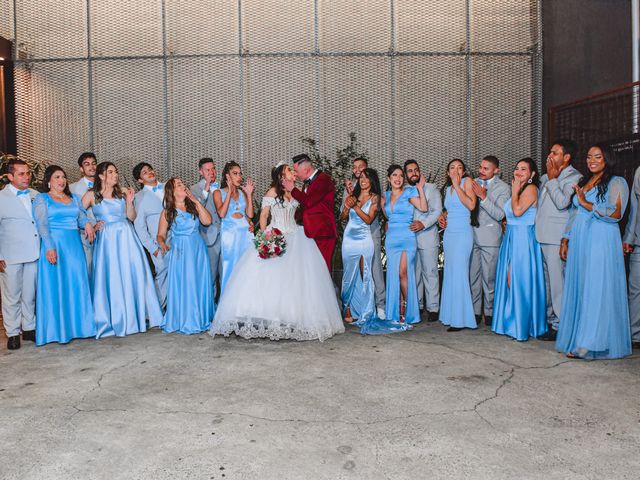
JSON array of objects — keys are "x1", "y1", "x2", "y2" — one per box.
[
  {"x1": 133, "y1": 188, "x2": 164, "y2": 254},
  {"x1": 190, "y1": 179, "x2": 220, "y2": 247},
  {"x1": 624, "y1": 166, "x2": 640, "y2": 246},
  {"x1": 0, "y1": 187, "x2": 40, "y2": 264},
  {"x1": 414, "y1": 183, "x2": 442, "y2": 249},
  {"x1": 473, "y1": 176, "x2": 510, "y2": 247},
  {"x1": 69, "y1": 178, "x2": 95, "y2": 244},
  {"x1": 535, "y1": 165, "x2": 583, "y2": 245}
]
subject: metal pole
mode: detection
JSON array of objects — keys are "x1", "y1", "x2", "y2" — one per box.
[
  {"x1": 389, "y1": 0, "x2": 397, "y2": 165},
  {"x1": 464, "y1": 0, "x2": 473, "y2": 165},
  {"x1": 238, "y1": 0, "x2": 245, "y2": 165},
  {"x1": 313, "y1": 0, "x2": 321, "y2": 152},
  {"x1": 86, "y1": 0, "x2": 95, "y2": 150},
  {"x1": 161, "y1": 0, "x2": 171, "y2": 175},
  {"x1": 632, "y1": 0, "x2": 639, "y2": 133}
]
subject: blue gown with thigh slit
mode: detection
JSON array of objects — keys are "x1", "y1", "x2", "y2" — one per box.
[
  {"x1": 492, "y1": 199, "x2": 547, "y2": 340},
  {"x1": 341, "y1": 198, "x2": 376, "y2": 322},
  {"x1": 384, "y1": 186, "x2": 420, "y2": 324}
]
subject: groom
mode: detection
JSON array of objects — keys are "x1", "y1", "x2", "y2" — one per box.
[{"x1": 283, "y1": 153, "x2": 337, "y2": 271}]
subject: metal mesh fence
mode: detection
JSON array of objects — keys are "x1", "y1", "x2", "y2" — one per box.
[
  {"x1": 549, "y1": 81, "x2": 640, "y2": 184},
  {"x1": 3, "y1": 0, "x2": 542, "y2": 193}
]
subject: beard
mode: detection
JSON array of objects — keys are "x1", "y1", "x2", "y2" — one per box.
[{"x1": 407, "y1": 176, "x2": 419, "y2": 186}]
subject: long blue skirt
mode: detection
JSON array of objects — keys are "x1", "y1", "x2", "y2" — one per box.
[
  {"x1": 556, "y1": 218, "x2": 631, "y2": 359},
  {"x1": 36, "y1": 229, "x2": 95, "y2": 345},
  {"x1": 492, "y1": 224, "x2": 547, "y2": 341},
  {"x1": 163, "y1": 231, "x2": 215, "y2": 334}
]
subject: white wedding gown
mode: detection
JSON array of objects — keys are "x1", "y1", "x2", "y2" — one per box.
[{"x1": 210, "y1": 196, "x2": 345, "y2": 341}]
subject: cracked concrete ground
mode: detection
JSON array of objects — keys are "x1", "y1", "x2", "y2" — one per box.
[{"x1": 1, "y1": 322, "x2": 639, "y2": 480}]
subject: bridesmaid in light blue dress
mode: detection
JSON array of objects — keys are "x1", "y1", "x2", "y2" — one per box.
[
  {"x1": 381, "y1": 164, "x2": 428, "y2": 325},
  {"x1": 34, "y1": 166, "x2": 96, "y2": 345},
  {"x1": 492, "y1": 158, "x2": 547, "y2": 341},
  {"x1": 341, "y1": 168, "x2": 380, "y2": 324},
  {"x1": 82, "y1": 162, "x2": 163, "y2": 338},
  {"x1": 439, "y1": 159, "x2": 477, "y2": 331},
  {"x1": 157, "y1": 178, "x2": 215, "y2": 334},
  {"x1": 213, "y1": 161, "x2": 255, "y2": 294},
  {"x1": 556, "y1": 143, "x2": 631, "y2": 359}
]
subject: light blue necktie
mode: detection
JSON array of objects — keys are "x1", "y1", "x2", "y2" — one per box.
[
  {"x1": 16, "y1": 189, "x2": 29, "y2": 196},
  {"x1": 152, "y1": 184, "x2": 164, "y2": 193}
]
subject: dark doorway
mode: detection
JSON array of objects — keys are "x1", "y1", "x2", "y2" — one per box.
[{"x1": 0, "y1": 36, "x2": 16, "y2": 155}]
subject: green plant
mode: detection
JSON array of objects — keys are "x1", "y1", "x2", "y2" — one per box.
[
  {"x1": 301, "y1": 133, "x2": 369, "y2": 272},
  {"x1": 0, "y1": 152, "x2": 48, "y2": 191}
]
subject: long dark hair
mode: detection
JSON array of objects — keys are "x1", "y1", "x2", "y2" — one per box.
[
  {"x1": 270, "y1": 164, "x2": 288, "y2": 204},
  {"x1": 441, "y1": 159, "x2": 478, "y2": 227},
  {"x1": 576, "y1": 143, "x2": 617, "y2": 203},
  {"x1": 92, "y1": 161, "x2": 125, "y2": 203},
  {"x1": 386, "y1": 164, "x2": 404, "y2": 191},
  {"x1": 515, "y1": 157, "x2": 540, "y2": 195},
  {"x1": 43, "y1": 165, "x2": 71, "y2": 196},
  {"x1": 352, "y1": 168, "x2": 381, "y2": 199},
  {"x1": 220, "y1": 161, "x2": 241, "y2": 189},
  {"x1": 163, "y1": 177, "x2": 198, "y2": 230}
]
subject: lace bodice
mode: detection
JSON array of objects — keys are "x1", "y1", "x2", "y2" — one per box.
[{"x1": 262, "y1": 196, "x2": 299, "y2": 234}]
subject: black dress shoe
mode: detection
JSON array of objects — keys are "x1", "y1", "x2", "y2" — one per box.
[
  {"x1": 22, "y1": 330, "x2": 36, "y2": 342},
  {"x1": 447, "y1": 327, "x2": 463, "y2": 332},
  {"x1": 539, "y1": 329, "x2": 557, "y2": 341},
  {"x1": 484, "y1": 316, "x2": 493, "y2": 327},
  {"x1": 427, "y1": 311, "x2": 439, "y2": 323},
  {"x1": 7, "y1": 336, "x2": 21, "y2": 350},
  {"x1": 475, "y1": 315, "x2": 482, "y2": 325}
]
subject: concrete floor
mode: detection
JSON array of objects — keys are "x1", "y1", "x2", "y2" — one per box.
[{"x1": 1, "y1": 322, "x2": 639, "y2": 480}]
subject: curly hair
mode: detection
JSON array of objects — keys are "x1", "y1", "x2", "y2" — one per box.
[{"x1": 163, "y1": 177, "x2": 198, "y2": 230}]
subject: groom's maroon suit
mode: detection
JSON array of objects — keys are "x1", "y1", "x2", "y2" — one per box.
[{"x1": 291, "y1": 170, "x2": 337, "y2": 271}]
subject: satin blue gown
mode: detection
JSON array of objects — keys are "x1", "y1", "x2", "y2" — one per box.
[
  {"x1": 219, "y1": 189, "x2": 253, "y2": 293},
  {"x1": 341, "y1": 198, "x2": 376, "y2": 322},
  {"x1": 556, "y1": 178, "x2": 631, "y2": 359},
  {"x1": 440, "y1": 178, "x2": 476, "y2": 329},
  {"x1": 492, "y1": 199, "x2": 547, "y2": 341},
  {"x1": 384, "y1": 186, "x2": 419, "y2": 324},
  {"x1": 91, "y1": 198, "x2": 163, "y2": 338},
  {"x1": 34, "y1": 193, "x2": 95, "y2": 345},
  {"x1": 163, "y1": 210, "x2": 215, "y2": 334}
]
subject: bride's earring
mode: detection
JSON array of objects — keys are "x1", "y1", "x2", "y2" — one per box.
[{"x1": 527, "y1": 178, "x2": 533, "y2": 184}]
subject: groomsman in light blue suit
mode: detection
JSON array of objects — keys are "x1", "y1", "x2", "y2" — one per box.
[
  {"x1": 535, "y1": 139, "x2": 582, "y2": 340},
  {"x1": 469, "y1": 155, "x2": 510, "y2": 326},
  {"x1": 190, "y1": 158, "x2": 221, "y2": 297},
  {"x1": 0, "y1": 160, "x2": 40, "y2": 349},
  {"x1": 132, "y1": 162, "x2": 168, "y2": 308},
  {"x1": 404, "y1": 159, "x2": 442, "y2": 322},
  {"x1": 69, "y1": 152, "x2": 97, "y2": 274},
  {"x1": 622, "y1": 165, "x2": 640, "y2": 350}
]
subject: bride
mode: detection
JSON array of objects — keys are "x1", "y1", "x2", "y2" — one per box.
[{"x1": 210, "y1": 162, "x2": 345, "y2": 341}]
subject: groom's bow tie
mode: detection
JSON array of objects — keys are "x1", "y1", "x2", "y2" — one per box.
[
  {"x1": 152, "y1": 184, "x2": 164, "y2": 193},
  {"x1": 16, "y1": 189, "x2": 29, "y2": 196}
]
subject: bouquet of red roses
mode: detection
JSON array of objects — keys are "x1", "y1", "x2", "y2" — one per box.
[{"x1": 253, "y1": 227, "x2": 287, "y2": 259}]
